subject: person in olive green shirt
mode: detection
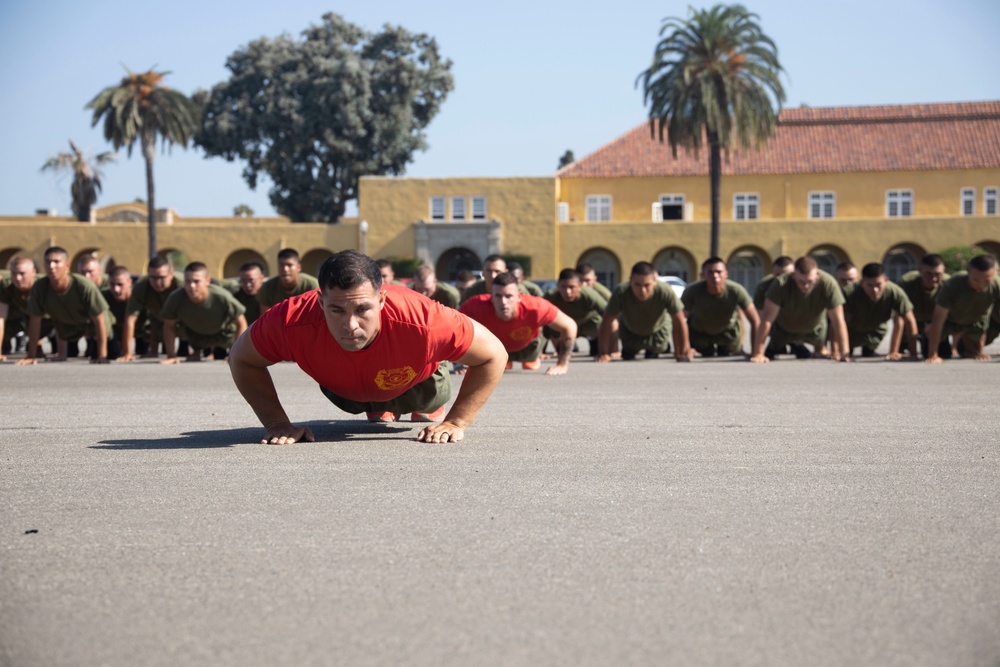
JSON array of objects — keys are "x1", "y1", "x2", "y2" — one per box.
[
  {"x1": 544, "y1": 268, "x2": 608, "y2": 357},
  {"x1": 924, "y1": 254, "x2": 999, "y2": 363},
  {"x1": 751, "y1": 256, "x2": 849, "y2": 363},
  {"x1": 598, "y1": 261, "x2": 690, "y2": 362},
  {"x1": 160, "y1": 262, "x2": 248, "y2": 363},
  {"x1": 17, "y1": 246, "x2": 113, "y2": 364},
  {"x1": 460, "y1": 255, "x2": 531, "y2": 304},
  {"x1": 507, "y1": 261, "x2": 544, "y2": 297},
  {"x1": 410, "y1": 265, "x2": 461, "y2": 309},
  {"x1": 681, "y1": 257, "x2": 759, "y2": 358},
  {"x1": 843, "y1": 262, "x2": 918, "y2": 360},
  {"x1": 77, "y1": 256, "x2": 109, "y2": 290},
  {"x1": 223, "y1": 261, "x2": 266, "y2": 325},
  {"x1": 376, "y1": 259, "x2": 407, "y2": 287},
  {"x1": 752, "y1": 256, "x2": 793, "y2": 311},
  {"x1": 897, "y1": 253, "x2": 950, "y2": 358},
  {"x1": 100, "y1": 265, "x2": 138, "y2": 360},
  {"x1": 259, "y1": 248, "x2": 319, "y2": 310},
  {"x1": 577, "y1": 262, "x2": 613, "y2": 301}
]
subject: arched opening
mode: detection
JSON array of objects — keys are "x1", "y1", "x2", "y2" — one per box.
[
  {"x1": 300, "y1": 248, "x2": 334, "y2": 278},
  {"x1": 436, "y1": 247, "x2": 481, "y2": 281},
  {"x1": 223, "y1": 249, "x2": 270, "y2": 279},
  {"x1": 807, "y1": 244, "x2": 848, "y2": 275},
  {"x1": 727, "y1": 246, "x2": 769, "y2": 292},
  {"x1": 0, "y1": 247, "x2": 25, "y2": 270},
  {"x1": 652, "y1": 247, "x2": 695, "y2": 282},
  {"x1": 577, "y1": 247, "x2": 621, "y2": 290},
  {"x1": 974, "y1": 240, "x2": 1000, "y2": 258},
  {"x1": 882, "y1": 244, "x2": 924, "y2": 283}
]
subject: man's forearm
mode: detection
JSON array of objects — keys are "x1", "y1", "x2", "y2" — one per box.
[
  {"x1": 93, "y1": 315, "x2": 108, "y2": 359},
  {"x1": 444, "y1": 357, "x2": 505, "y2": 428},
  {"x1": 753, "y1": 320, "x2": 772, "y2": 357},
  {"x1": 162, "y1": 321, "x2": 177, "y2": 358},
  {"x1": 25, "y1": 316, "x2": 41, "y2": 359},
  {"x1": 889, "y1": 315, "x2": 904, "y2": 354},
  {"x1": 231, "y1": 359, "x2": 293, "y2": 429}
]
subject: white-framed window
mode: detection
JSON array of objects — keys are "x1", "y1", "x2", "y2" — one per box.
[
  {"x1": 585, "y1": 195, "x2": 612, "y2": 222},
  {"x1": 809, "y1": 191, "x2": 836, "y2": 218},
  {"x1": 557, "y1": 202, "x2": 570, "y2": 222},
  {"x1": 961, "y1": 188, "x2": 976, "y2": 216},
  {"x1": 430, "y1": 196, "x2": 446, "y2": 221},
  {"x1": 734, "y1": 193, "x2": 759, "y2": 220},
  {"x1": 984, "y1": 187, "x2": 998, "y2": 216},
  {"x1": 450, "y1": 196, "x2": 466, "y2": 221},
  {"x1": 886, "y1": 190, "x2": 913, "y2": 217},
  {"x1": 659, "y1": 194, "x2": 685, "y2": 220},
  {"x1": 471, "y1": 196, "x2": 487, "y2": 220}
]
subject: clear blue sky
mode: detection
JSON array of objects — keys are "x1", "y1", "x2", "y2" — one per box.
[{"x1": 1, "y1": 0, "x2": 998, "y2": 219}]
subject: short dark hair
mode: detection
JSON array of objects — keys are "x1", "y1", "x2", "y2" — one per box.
[
  {"x1": 413, "y1": 265, "x2": 435, "y2": 281},
  {"x1": 239, "y1": 261, "x2": 266, "y2": 275},
  {"x1": 835, "y1": 261, "x2": 856, "y2": 272},
  {"x1": 969, "y1": 254, "x2": 997, "y2": 272},
  {"x1": 456, "y1": 270, "x2": 475, "y2": 283},
  {"x1": 507, "y1": 261, "x2": 524, "y2": 273},
  {"x1": 375, "y1": 259, "x2": 393, "y2": 269},
  {"x1": 794, "y1": 256, "x2": 818, "y2": 274},
  {"x1": 576, "y1": 262, "x2": 596, "y2": 275},
  {"x1": 148, "y1": 256, "x2": 171, "y2": 271},
  {"x1": 492, "y1": 272, "x2": 519, "y2": 288},
  {"x1": 277, "y1": 248, "x2": 300, "y2": 262},
  {"x1": 630, "y1": 261, "x2": 656, "y2": 277},
  {"x1": 701, "y1": 256, "x2": 726, "y2": 270},
  {"x1": 318, "y1": 250, "x2": 382, "y2": 291},
  {"x1": 773, "y1": 256, "x2": 793, "y2": 269},
  {"x1": 185, "y1": 261, "x2": 208, "y2": 275},
  {"x1": 44, "y1": 246, "x2": 68, "y2": 260},
  {"x1": 558, "y1": 268, "x2": 580, "y2": 282},
  {"x1": 483, "y1": 254, "x2": 504, "y2": 266},
  {"x1": 109, "y1": 265, "x2": 132, "y2": 280},
  {"x1": 8, "y1": 255, "x2": 35, "y2": 271},
  {"x1": 921, "y1": 253, "x2": 944, "y2": 268},
  {"x1": 861, "y1": 262, "x2": 885, "y2": 279}
]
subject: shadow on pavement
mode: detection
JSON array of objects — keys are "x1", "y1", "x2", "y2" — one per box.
[{"x1": 90, "y1": 421, "x2": 421, "y2": 450}]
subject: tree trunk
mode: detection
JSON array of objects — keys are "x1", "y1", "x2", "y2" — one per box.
[
  {"x1": 143, "y1": 135, "x2": 157, "y2": 260},
  {"x1": 709, "y1": 134, "x2": 721, "y2": 259}
]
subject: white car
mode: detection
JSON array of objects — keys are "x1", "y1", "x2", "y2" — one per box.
[{"x1": 657, "y1": 275, "x2": 686, "y2": 299}]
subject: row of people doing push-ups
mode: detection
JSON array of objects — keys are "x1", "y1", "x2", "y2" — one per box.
[{"x1": 2, "y1": 246, "x2": 998, "y2": 369}]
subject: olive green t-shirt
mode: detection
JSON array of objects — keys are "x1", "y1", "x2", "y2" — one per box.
[
  {"x1": 161, "y1": 284, "x2": 246, "y2": 335},
  {"x1": 101, "y1": 288, "x2": 130, "y2": 336},
  {"x1": 127, "y1": 273, "x2": 183, "y2": 323},
  {"x1": 604, "y1": 281, "x2": 681, "y2": 337},
  {"x1": 934, "y1": 272, "x2": 999, "y2": 327},
  {"x1": 222, "y1": 279, "x2": 264, "y2": 324},
  {"x1": 522, "y1": 280, "x2": 544, "y2": 297},
  {"x1": 460, "y1": 279, "x2": 530, "y2": 305},
  {"x1": 898, "y1": 270, "x2": 950, "y2": 324},
  {"x1": 843, "y1": 281, "x2": 913, "y2": 333},
  {"x1": 682, "y1": 280, "x2": 752, "y2": 335},
  {"x1": 28, "y1": 275, "x2": 113, "y2": 339},
  {"x1": 589, "y1": 281, "x2": 613, "y2": 301},
  {"x1": 258, "y1": 273, "x2": 319, "y2": 310},
  {"x1": 411, "y1": 281, "x2": 461, "y2": 309},
  {"x1": 545, "y1": 285, "x2": 607, "y2": 329},
  {"x1": 765, "y1": 271, "x2": 844, "y2": 335},
  {"x1": 0, "y1": 278, "x2": 32, "y2": 320},
  {"x1": 752, "y1": 274, "x2": 777, "y2": 311}
]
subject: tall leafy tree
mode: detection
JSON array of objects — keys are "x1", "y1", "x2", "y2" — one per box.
[
  {"x1": 637, "y1": 4, "x2": 785, "y2": 258},
  {"x1": 196, "y1": 12, "x2": 453, "y2": 222},
  {"x1": 40, "y1": 140, "x2": 115, "y2": 222},
  {"x1": 86, "y1": 68, "x2": 199, "y2": 259}
]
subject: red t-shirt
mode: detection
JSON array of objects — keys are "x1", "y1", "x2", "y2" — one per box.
[
  {"x1": 459, "y1": 293, "x2": 558, "y2": 353},
  {"x1": 251, "y1": 285, "x2": 475, "y2": 402}
]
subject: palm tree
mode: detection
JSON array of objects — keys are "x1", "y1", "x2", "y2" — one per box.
[
  {"x1": 40, "y1": 141, "x2": 115, "y2": 221},
  {"x1": 86, "y1": 67, "x2": 199, "y2": 259},
  {"x1": 637, "y1": 4, "x2": 785, "y2": 258}
]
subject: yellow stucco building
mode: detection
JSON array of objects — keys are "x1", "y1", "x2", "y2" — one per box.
[{"x1": 2, "y1": 101, "x2": 998, "y2": 292}]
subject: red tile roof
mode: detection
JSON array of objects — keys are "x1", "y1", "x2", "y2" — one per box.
[{"x1": 556, "y1": 101, "x2": 1000, "y2": 178}]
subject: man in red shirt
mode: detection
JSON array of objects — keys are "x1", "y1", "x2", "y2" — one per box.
[
  {"x1": 460, "y1": 272, "x2": 578, "y2": 375},
  {"x1": 229, "y1": 250, "x2": 507, "y2": 444}
]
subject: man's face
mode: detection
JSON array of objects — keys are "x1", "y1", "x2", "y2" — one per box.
[
  {"x1": 510, "y1": 268, "x2": 524, "y2": 283},
  {"x1": 79, "y1": 259, "x2": 102, "y2": 286},
  {"x1": 184, "y1": 270, "x2": 210, "y2": 304},
  {"x1": 491, "y1": 282, "x2": 520, "y2": 321},
  {"x1": 278, "y1": 257, "x2": 301, "y2": 288},
  {"x1": 239, "y1": 267, "x2": 264, "y2": 296},
  {"x1": 629, "y1": 272, "x2": 658, "y2": 302},
  {"x1": 45, "y1": 253, "x2": 69, "y2": 283},
  {"x1": 835, "y1": 267, "x2": 858, "y2": 288},
  {"x1": 919, "y1": 263, "x2": 945, "y2": 291},
  {"x1": 10, "y1": 260, "x2": 36, "y2": 293},
  {"x1": 580, "y1": 270, "x2": 598, "y2": 287},
  {"x1": 319, "y1": 281, "x2": 385, "y2": 351},
  {"x1": 148, "y1": 264, "x2": 174, "y2": 293},
  {"x1": 557, "y1": 277, "x2": 582, "y2": 303},
  {"x1": 412, "y1": 274, "x2": 437, "y2": 297},
  {"x1": 861, "y1": 275, "x2": 887, "y2": 302},
  {"x1": 702, "y1": 262, "x2": 727, "y2": 294},
  {"x1": 793, "y1": 269, "x2": 819, "y2": 294},
  {"x1": 482, "y1": 260, "x2": 506, "y2": 289},
  {"x1": 967, "y1": 266, "x2": 997, "y2": 293},
  {"x1": 379, "y1": 265, "x2": 395, "y2": 284},
  {"x1": 109, "y1": 273, "x2": 132, "y2": 302}
]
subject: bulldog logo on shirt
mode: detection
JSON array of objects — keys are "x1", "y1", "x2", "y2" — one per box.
[
  {"x1": 375, "y1": 366, "x2": 417, "y2": 391},
  {"x1": 509, "y1": 326, "x2": 534, "y2": 342}
]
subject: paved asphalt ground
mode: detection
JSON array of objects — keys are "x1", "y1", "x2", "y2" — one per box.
[{"x1": 2, "y1": 352, "x2": 999, "y2": 667}]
